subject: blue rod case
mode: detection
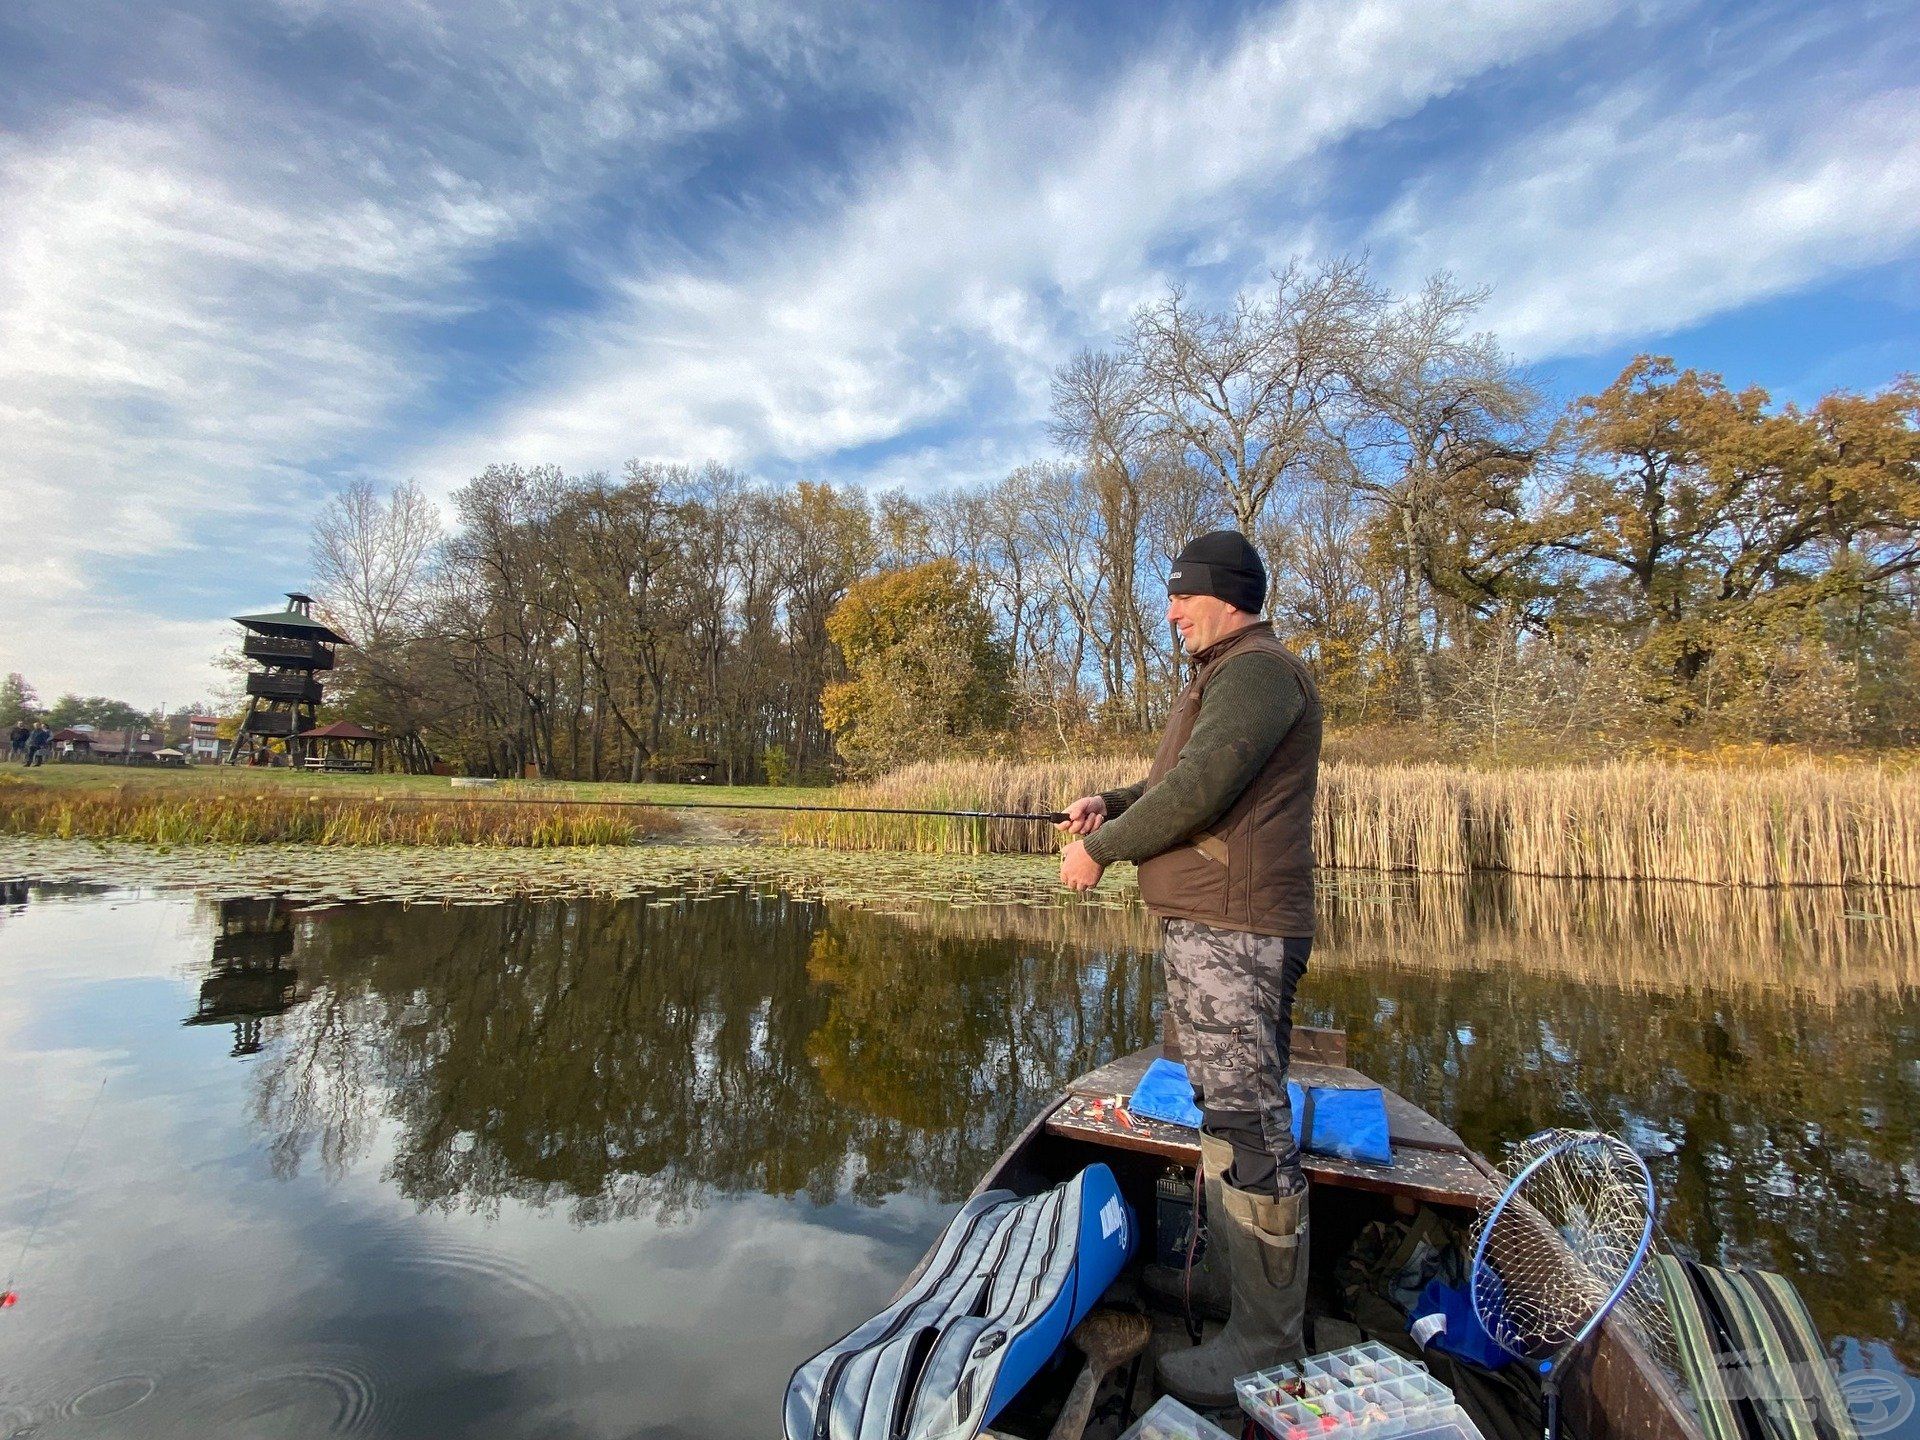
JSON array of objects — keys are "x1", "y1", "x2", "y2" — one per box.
[{"x1": 784, "y1": 1163, "x2": 1136, "y2": 1440}]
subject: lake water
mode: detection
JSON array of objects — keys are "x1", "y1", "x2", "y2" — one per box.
[{"x1": 0, "y1": 864, "x2": 1914, "y2": 1438}]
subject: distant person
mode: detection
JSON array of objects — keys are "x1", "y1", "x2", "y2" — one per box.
[
  {"x1": 8, "y1": 722, "x2": 26, "y2": 763},
  {"x1": 25, "y1": 723, "x2": 52, "y2": 767}
]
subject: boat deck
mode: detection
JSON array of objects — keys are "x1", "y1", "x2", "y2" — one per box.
[{"x1": 1045, "y1": 1035, "x2": 1498, "y2": 1210}]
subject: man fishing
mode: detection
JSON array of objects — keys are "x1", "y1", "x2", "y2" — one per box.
[{"x1": 1057, "y1": 529, "x2": 1321, "y2": 1408}]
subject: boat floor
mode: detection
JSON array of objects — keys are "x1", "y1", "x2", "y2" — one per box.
[
  {"x1": 989, "y1": 1263, "x2": 1470, "y2": 1440},
  {"x1": 974, "y1": 1039, "x2": 1697, "y2": 1440},
  {"x1": 970, "y1": 1037, "x2": 1501, "y2": 1438}
]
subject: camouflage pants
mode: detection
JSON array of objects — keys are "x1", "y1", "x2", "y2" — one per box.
[{"x1": 1162, "y1": 918, "x2": 1312, "y2": 1196}]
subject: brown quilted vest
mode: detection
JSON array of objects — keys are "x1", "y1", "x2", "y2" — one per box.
[{"x1": 1136, "y1": 622, "x2": 1321, "y2": 937}]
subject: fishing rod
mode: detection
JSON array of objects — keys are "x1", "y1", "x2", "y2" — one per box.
[{"x1": 304, "y1": 792, "x2": 1072, "y2": 824}]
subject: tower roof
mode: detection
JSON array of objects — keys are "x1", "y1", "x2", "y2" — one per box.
[
  {"x1": 232, "y1": 592, "x2": 351, "y2": 644},
  {"x1": 298, "y1": 721, "x2": 377, "y2": 740}
]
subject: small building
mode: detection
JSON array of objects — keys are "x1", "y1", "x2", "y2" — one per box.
[
  {"x1": 185, "y1": 715, "x2": 227, "y2": 763},
  {"x1": 65, "y1": 728, "x2": 167, "y2": 764}
]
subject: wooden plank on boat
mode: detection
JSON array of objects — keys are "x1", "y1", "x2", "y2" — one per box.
[
  {"x1": 1064, "y1": 1046, "x2": 1468, "y2": 1154},
  {"x1": 1043, "y1": 1093, "x2": 1497, "y2": 1209}
]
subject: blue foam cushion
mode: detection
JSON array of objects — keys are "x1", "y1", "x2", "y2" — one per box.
[
  {"x1": 1287, "y1": 1080, "x2": 1394, "y2": 1167},
  {"x1": 1129, "y1": 1061, "x2": 1394, "y2": 1167},
  {"x1": 1127, "y1": 1058, "x2": 1205, "y2": 1128}
]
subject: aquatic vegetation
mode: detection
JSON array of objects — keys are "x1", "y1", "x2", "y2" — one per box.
[
  {"x1": 788, "y1": 756, "x2": 1920, "y2": 888},
  {"x1": 7, "y1": 835, "x2": 1918, "y2": 1000},
  {"x1": 0, "y1": 783, "x2": 671, "y2": 848},
  {"x1": 0, "y1": 834, "x2": 1114, "y2": 912}
]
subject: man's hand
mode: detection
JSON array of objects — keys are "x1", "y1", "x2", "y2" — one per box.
[
  {"x1": 1056, "y1": 795, "x2": 1107, "y2": 837},
  {"x1": 1059, "y1": 839, "x2": 1106, "y2": 893}
]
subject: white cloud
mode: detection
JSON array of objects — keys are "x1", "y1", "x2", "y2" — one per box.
[
  {"x1": 1371, "y1": 88, "x2": 1920, "y2": 356},
  {"x1": 5, "y1": 0, "x2": 1916, "y2": 706},
  {"x1": 402, "y1": 0, "x2": 1625, "y2": 486},
  {"x1": 0, "y1": 0, "x2": 855, "y2": 698}
]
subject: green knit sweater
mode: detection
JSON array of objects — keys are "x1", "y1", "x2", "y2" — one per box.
[{"x1": 1081, "y1": 652, "x2": 1305, "y2": 866}]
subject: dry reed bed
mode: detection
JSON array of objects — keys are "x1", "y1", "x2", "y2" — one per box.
[
  {"x1": 0, "y1": 783, "x2": 668, "y2": 847},
  {"x1": 789, "y1": 758, "x2": 1920, "y2": 888}
]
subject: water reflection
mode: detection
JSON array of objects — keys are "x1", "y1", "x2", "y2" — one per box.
[
  {"x1": 186, "y1": 899, "x2": 302, "y2": 1056},
  {"x1": 2, "y1": 873, "x2": 1912, "y2": 1439},
  {"x1": 199, "y1": 880, "x2": 1917, "y2": 1371},
  {"x1": 247, "y1": 893, "x2": 1156, "y2": 1220}
]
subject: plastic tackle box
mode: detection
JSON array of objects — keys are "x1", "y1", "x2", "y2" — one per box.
[
  {"x1": 1118, "y1": 1394, "x2": 1238, "y2": 1440},
  {"x1": 1234, "y1": 1342, "x2": 1487, "y2": 1439}
]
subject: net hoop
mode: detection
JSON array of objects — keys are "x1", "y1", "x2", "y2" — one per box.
[{"x1": 1469, "y1": 1129, "x2": 1657, "y2": 1368}]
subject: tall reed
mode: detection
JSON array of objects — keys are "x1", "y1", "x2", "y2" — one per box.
[
  {"x1": 786, "y1": 757, "x2": 1920, "y2": 888},
  {"x1": 0, "y1": 783, "x2": 669, "y2": 847}
]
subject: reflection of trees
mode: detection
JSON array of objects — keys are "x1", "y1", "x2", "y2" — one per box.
[
  {"x1": 248, "y1": 894, "x2": 1158, "y2": 1223},
  {"x1": 805, "y1": 910, "x2": 1158, "y2": 1179},
  {"x1": 1307, "y1": 961, "x2": 1919, "y2": 1367},
  {"x1": 217, "y1": 877, "x2": 1916, "y2": 1365}
]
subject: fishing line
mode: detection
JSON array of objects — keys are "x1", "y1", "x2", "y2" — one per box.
[
  {"x1": 290, "y1": 793, "x2": 1071, "y2": 823},
  {"x1": 2, "y1": 1076, "x2": 108, "y2": 1310}
]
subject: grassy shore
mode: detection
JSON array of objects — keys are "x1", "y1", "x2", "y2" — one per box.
[
  {"x1": 785, "y1": 756, "x2": 1920, "y2": 889},
  {"x1": 0, "y1": 768, "x2": 681, "y2": 847}
]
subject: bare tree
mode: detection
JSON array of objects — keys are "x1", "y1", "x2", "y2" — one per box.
[
  {"x1": 1335, "y1": 275, "x2": 1548, "y2": 716},
  {"x1": 309, "y1": 479, "x2": 441, "y2": 650},
  {"x1": 1125, "y1": 258, "x2": 1376, "y2": 535}
]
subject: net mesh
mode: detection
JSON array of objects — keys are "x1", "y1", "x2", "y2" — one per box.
[{"x1": 1471, "y1": 1129, "x2": 1666, "y2": 1362}]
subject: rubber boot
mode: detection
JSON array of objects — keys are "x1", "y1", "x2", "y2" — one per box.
[
  {"x1": 1142, "y1": 1135, "x2": 1233, "y2": 1321},
  {"x1": 1155, "y1": 1178, "x2": 1310, "y2": 1410}
]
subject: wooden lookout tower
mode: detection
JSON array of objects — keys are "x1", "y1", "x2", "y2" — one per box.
[{"x1": 227, "y1": 593, "x2": 351, "y2": 766}]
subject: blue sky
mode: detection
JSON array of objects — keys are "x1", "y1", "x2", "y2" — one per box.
[{"x1": 1, "y1": 0, "x2": 1916, "y2": 705}]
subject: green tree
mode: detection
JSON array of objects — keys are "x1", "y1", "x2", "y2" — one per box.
[
  {"x1": 43, "y1": 694, "x2": 151, "y2": 730},
  {"x1": 821, "y1": 559, "x2": 1012, "y2": 775},
  {"x1": 1544, "y1": 357, "x2": 1920, "y2": 735},
  {"x1": 0, "y1": 673, "x2": 37, "y2": 725}
]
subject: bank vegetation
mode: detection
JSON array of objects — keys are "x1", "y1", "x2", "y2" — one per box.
[
  {"x1": 0, "y1": 780, "x2": 670, "y2": 847},
  {"x1": 788, "y1": 757, "x2": 1920, "y2": 889}
]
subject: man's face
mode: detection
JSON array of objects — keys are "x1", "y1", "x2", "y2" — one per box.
[{"x1": 1166, "y1": 591, "x2": 1249, "y2": 653}]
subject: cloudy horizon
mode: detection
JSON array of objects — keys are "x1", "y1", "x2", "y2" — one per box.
[{"x1": 2, "y1": 0, "x2": 1916, "y2": 706}]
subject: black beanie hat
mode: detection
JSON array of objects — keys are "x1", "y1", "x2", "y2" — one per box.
[{"x1": 1167, "y1": 530, "x2": 1266, "y2": 613}]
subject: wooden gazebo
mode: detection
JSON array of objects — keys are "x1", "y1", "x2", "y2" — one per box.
[{"x1": 296, "y1": 720, "x2": 381, "y2": 773}]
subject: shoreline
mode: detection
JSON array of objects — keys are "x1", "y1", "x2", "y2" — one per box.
[{"x1": 7, "y1": 754, "x2": 1920, "y2": 889}]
